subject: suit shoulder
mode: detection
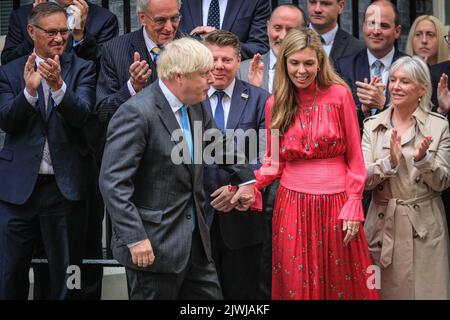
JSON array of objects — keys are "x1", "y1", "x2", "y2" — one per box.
[
  {"x1": 0, "y1": 55, "x2": 27, "y2": 73},
  {"x1": 103, "y1": 30, "x2": 136, "y2": 48},
  {"x1": 242, "y1": 80, "x2": 270, "y2": 98},
  {"x1": 363, "y1": 115, "x2": 377, "y2": 124},
  {"x1": 88, "y1": 3, "x2": 117, "y2": 19}
]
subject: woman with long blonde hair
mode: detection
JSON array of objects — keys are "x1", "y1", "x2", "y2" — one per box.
[
  {"x1": 253, "y1": 28, "x2": 379, "y2": 300},
  {"x1": 406, "y1": 15, "x2": 449, "y2": 65}
]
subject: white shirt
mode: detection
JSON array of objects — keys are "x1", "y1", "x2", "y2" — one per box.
[
  {"x1": 367, "y1": 47, "x2": 395, "y2": 88},
  {"x1": 202, "y1": 0, "x2": 228, "y2": 28},
  {"x1": 207, "y1": 79, "x2": 236, "y2": 128},
  {"x1": 127, "y1": 29, "x2": 159, "y2": 96},
  {"x1": 158, "y1": 79, "x2": 189, "y2": 129},
  {"x1": 268, "y1": 49, "x2": 277, "y2": 94},
  {"x1": 24, "y1": 53, "x2": 67, "y2": 174},
  {"x1": 309, "y1": 24, "x2": 338, "y2": 57}
]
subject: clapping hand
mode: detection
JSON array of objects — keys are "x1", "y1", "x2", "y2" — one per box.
[
  {"x1": 24, "y1": 53, "x2": 42, "y2": 97},
  {"x1": 69, "y1": 0, "x2": 89, "y2": 41},
  {"x1": 248, "y1": 53, "x2": 264, "y2": 87},
  {"x1": 356, "y1": 76, "x2": 386, "y2": 114},
  {"x1": 38, "y1": 55, "x2": 63, "y2": 91},
  {"x1": 413, "y1": 136, "x2": 432, "y2": 162},
  {"x1": 129, "y1": 52, "x2": 152, "y2": 93},
  {"x1": 33, "y1": 0, "x2": 46, "y2": 7},
  {"x1": 437, "y1": 73, "x2": 450, "y2": 115},
  {"x1": 390, "y1": 129, "x2": 402, "y2": 168}
]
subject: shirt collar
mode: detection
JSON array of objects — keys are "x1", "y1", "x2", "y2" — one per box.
[
  {"x1": 269, "y1": 49, "x2": 277, "y2": 70},
  {"x1": 143, "y1": 27, "x2": 159, "y2": 53},
  {"x1": 208, "y1": 78, "x2": 236, "y2": 99},
  {"x1": 158, "y1": 79, "x2": 184, "y2": 114},
  {"x1": 367, "y1": 47, "x2": 395, "y2": 70},
  {"x1": 309, "y1": 23, "x2": 338, "y2": 45}
]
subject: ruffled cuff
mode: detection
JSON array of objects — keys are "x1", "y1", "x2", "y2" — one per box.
[
  {"x1": 250, "y1": 185, "x2": 263, "y2": 212},
  {"x1": 338, "y1": 196, "x2": 365, "y2": 221}
]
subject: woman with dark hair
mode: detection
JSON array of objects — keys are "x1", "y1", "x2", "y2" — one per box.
[{"x1": 252, "y1": 28, "x2": 379, "y2": 300}]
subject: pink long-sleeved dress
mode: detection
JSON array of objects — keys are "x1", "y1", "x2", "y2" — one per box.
[{"x1": 254, "y1": 82, "x2": 379, "y2": 300}]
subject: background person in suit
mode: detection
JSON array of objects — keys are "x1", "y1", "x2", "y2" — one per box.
[
  {"x1": 1, "y1": 0, "x2": 119, "y2": 65},
  {"x1": 307, "y1": 0, "x2": 364, "y2": 63},
  {"x1": 178, "y1": 0, "x2": 271, "y2": 60},
  {"x1": 99, "y1": 37, "x2": 256, "y2": 300},
  {"x1": 406, "y1": 15, "x2": 449, "y2": 66},
  {"x1": 0, "y1": 2, "x2": 96, "y2": 299},
  {"x1": 238, "y1": 4, "x2": 306, "y2": 93},
  {"x1": 202, "y1": 30, "x2": 269, "y2": 299},
  {"x1": 334, "y1": 0, "x2": 406, "y2": 133},
  {"x1": 96, "y1": 0, "x2": 180, "y2": 124}
]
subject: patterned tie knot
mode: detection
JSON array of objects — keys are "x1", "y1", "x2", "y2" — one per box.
[
  {"x1": 151, "y1": 46, "x2": 161, "y2": 62},
  {"x1": 373, "y1": 60, "x2": 383, "y2": 77},
  {"x1": 207, "y1": 0, "x2": 221, "y2": 29},
  {"x1": 215, "y1": 90, "x2": 225, "y2": 101}
]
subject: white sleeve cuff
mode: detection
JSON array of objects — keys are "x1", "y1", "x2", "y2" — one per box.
[
  {"x1": 238, "y1": 179, "x2": 256, "y2": 187},
  {"x1": 51, "y1": 82, "x2": 67, "y2": 106},
  {"x1": 127, "y1": 79, "x2": 137, "y2": 96},
  {"x1": 127, "y1": 240, "x2": 144, "y2": 248},
  {"x1": 413, "y1": 151, "x2": 432, "y2": 166},
  {"x1": 24, "y1": 88, "x2": 38, "y2": 107},
  {"x1": 381, "y1": 156, "x2": 399, "y2": 175}
]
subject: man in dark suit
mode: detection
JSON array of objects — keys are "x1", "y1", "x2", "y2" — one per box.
[
  {"x1": 99, "y1": 37, "x2": 256, "y2": 300},
  {"x1": 202, "y1": 30, "x2": 269, "y2": 299},
  {"x1": 0, "y1": 3, "x2": 95, "y2": 299},
  {"x1": 1, "y1": 0, "x2": 119, "y2": 65},
  {"x1": 238, "y1": 4, "x2": 306, "y2": 93},
  {"x1": 307, "y1": 0, "x2": 364, "y2": 63},
  {"x1": 334, "y1": 0, "x2": 406, "y2": 133},
  {"x1": 96, "y1": 0, "x2": 180, "y2": 123},
  {"x1": 179, "y1": 0, "x2": 271, "y2": 60}
]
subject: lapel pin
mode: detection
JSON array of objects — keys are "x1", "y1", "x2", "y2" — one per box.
[{"x1": 241, "y1": 93, "x2": 249, "y2": 100}]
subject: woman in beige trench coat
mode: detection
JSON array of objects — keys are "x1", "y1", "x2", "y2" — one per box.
[{"x1": 362, "y1": 56, "x2": 450, "y2": 299}]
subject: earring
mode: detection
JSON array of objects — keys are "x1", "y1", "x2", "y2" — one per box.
[{"x1": 418, "y1": 96, "x2": 422, "y2": 102}]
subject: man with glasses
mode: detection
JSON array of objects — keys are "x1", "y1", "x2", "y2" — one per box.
[
  {"x1": 1, "y1": 0, "x2": 119, "y2": 65},
  {"x1": 0, "y1": 2, "x2": 96, "y2": 299},
  {"x1": 96, "y1": 0, "x2": 181, "y2": 124}
]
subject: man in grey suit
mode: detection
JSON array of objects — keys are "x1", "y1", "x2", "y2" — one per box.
[
  {"x1": 307, "y1": 0, "x2": 364, "y2": 63},
  {"x1": 238, "y1": 4, "x2": 306, "y2": 93},
  {"x1": 99, "y1": 37, "x2": 256, "y2": 300}
]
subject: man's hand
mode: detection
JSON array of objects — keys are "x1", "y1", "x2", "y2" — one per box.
[
  {"x1": 33, "y1": 0, "x2": 46, "y2": 7},
  {"x1": 211, "y1": 185, "x2": 237, "y2": 213},
  {"x1": 437, "y1": 73, "x2": 450, "y2": 115},
  {"x1": 248, "y1": 53, "x2": 264, "y2": 87},
  {"x1": 230, "y1": 184, "x2": 255, "y2": 211},
  {"x1": 69, "y1": 0, "x2": 89, "y2": 41},
  {"x1": 343, "y1": 220, "x2": 360, "y2": 246},
  {"x1": 38, "y1": 55, "x2": 63, "y2": 91},
  {"x1": 129, "y1": 52, "x2": 152, "y2": 93},
  {"x1": 24, "y1": 53, "x2": 42, "y2": 97},
  {"x1": 190, "y1": 26, "x2": 216, "y2": 38},
  {"x1": 390, "y1": 129, "x2": 402, "y2": 168},
  {"x1": 129, "y1": 239, "x2": 155, "y2": 268},
  {"x1": 356, "y1": 76, "x2": 386, "y2": 114},
  {"x1": 413, "y1": 136, "x2": 432, "y2": 162}
]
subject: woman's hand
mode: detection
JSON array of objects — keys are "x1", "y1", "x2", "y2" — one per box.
[
  {"x1": 343, "y1": 220, "x2": 360, "y2": 246},
  {"x1": 413, "y1": 136, "x2": 432, "y2": 162},
  {"x1": 390, "y1": 129, "x2": 402, "y2": 168}
]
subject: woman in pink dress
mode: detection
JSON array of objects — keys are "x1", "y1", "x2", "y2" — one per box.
[{"x1": 253, "y1": 28, "x2": 379, "y2": 300}]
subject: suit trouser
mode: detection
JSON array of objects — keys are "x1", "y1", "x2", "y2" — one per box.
[
  {"x1": 0, "y1": 175, "x2": 85, "y2": 300},
  {"x1": 125, "y1": 229, "x2": 222, "y2": 300},
  {"x1": 210, "y1": 216, "x2": 263, "y2": 300}
]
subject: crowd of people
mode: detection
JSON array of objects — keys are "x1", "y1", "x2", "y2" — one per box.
[{"x1": 0, "y1": 0, "x2": 450, "y2": 300}]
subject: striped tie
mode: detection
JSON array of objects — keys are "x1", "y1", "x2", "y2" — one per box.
[{"x1": 150, "y1": 46, "x2": 161, "y2": 63}]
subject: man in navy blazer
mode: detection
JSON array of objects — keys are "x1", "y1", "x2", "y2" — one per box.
[
  {"x1": 334, "y1": 0, "x2": 406, "y2": 133},
  {"x1": 202, "y1": 31, "x2": 269, "y2": 299},
  {"x1": 96, "y1": 0, "x2": 180, "y2": 124},
  {"x1": 0, "y1": 3, "x2": 95, "y2": 299},
  {"x1": 1, "y1": 0, "x2": 119, "y2": 65},
  {"x1": 179, "y1": 0, "x2": 271, "y2": 60}
]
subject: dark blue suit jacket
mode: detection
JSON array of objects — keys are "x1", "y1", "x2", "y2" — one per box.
[
  {"x1": 334, "y1": 48, "x2": 407, "y2": 132},
  {"x1": 179, "y1": 0, "x2": 271, "y2": 60},
  {"x1": 96, "y1": 28, "x2": 158, "y2": 124},
  {"x1": 1, "y1": 2, "x2": 119, "y2": 65},
  {"x1": 203, "y1": 79, "x2": 269, "y2": 249},
  {"x1": 0, "y1": 53, "x2": 96, "y2": 205}
]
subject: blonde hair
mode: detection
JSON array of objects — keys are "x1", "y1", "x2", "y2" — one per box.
[
  {"x1": 157, "y1": 37, "x2": 213, "y2": 80},
  {"x1": 388, "y1": 56, "x2": 432, "y2": 111},
  {"x1": 406, "y1": 15, "x2": 449, "y2": 65},
  {"x1": 271, "y1": 28, "x2": 348, "y2": 134}
]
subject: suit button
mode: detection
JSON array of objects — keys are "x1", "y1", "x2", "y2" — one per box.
[
  {"x1": 377, "y1": 241, "x2": 382, "y2": 248},
  {"x1": 413, "y1": 231, "x2": 419, "y2": 239},
  {"x1": 378, "y1": 185, "x2": 384, "y2": 191},
  {"x1": 378, "y1": 213, "x2": 384, "y2": 219},
  {"x1": 415, "y1": 176, "x2": 421, "y2": 183},
  {"x1": 186, "y1": 214, "x2": 192, "y2": 220},
  {"x1": 413, "y1": 204, "x2": 420, "y2": 210}
]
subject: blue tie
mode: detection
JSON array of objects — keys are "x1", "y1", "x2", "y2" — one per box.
[
  {"x1": 150, "y1": 46, "x2": 161, "y2": 63},
  {"x1": 214, "y1": 91, "x2": 225, "y2": 133},
  {"x1": 371, "y1": 60, "x2": 383, "y2": 116},
  {"x1": 207, "y1": 0, "x2": 220, "y2": 29},
  {"x1": 180, "y1": 106, "x2": 196, "y2": 231}
]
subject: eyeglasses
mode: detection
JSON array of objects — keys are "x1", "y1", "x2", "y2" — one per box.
[
  {"x1": 33, "y1": 24, "x2": 71, "y2": 38},
  {"x1": 145, "y1": 13, "x2": 182, "y2": 27},
  {"x1": 445, "y1": 35, "x2": 450, "y2": 43}
]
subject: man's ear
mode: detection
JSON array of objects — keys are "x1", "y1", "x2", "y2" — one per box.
[{"x1": 27, "y1": 24, "x2": 36, "y2": 41}]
